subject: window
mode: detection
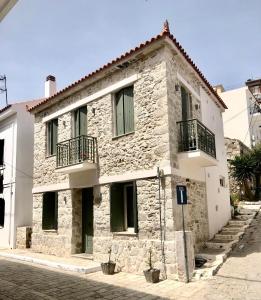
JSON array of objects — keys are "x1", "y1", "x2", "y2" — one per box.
[
  {"x1": 0, "y1": 140, "x2": 4, "y2": 166},
  {"x1": 115, "y1": 86, "x2": 134, "y2": 136},
  {"x1": 42, "y1": 192, "x2": 58, "y2": 230},
  {"x1": 47, "y1": 119, "x2": 58, "y2": 156},
  {"x1": 110, "y1": 181, "x2": 138, "y2": 233},
  {"x1": 220, "y1": 176, "x2": 225, "y2": 187},
  {"x1": 0, "y1": 198, "x2": 5, "y2": 228},
  {"x1": 74, "y1": 106, "x2": 87, "y2": 137}
]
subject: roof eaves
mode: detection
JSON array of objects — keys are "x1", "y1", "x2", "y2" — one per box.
[{"x1": 29, "y1": 30, "x2": 227, "y2": 112}]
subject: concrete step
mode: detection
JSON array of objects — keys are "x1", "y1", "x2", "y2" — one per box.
[
  {"x1": 205, "y1": 239, "x2": 236, "y2": 250},
  {"x1": 215, "y1": 233, "x2": 238, "y2": 241},
  {"x1": 222, "y1": 225, "x2": 247, "y2": 232},
  {"x1": 229, "y1": 220, "x2": 248, "y2": 226}
]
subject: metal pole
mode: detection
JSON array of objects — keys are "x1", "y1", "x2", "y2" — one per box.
[
  {"x1": 4, "y1": 76, "x2": 7, "y2": 106},
  {"x1": 181, "y1": 203, "x2": 189, "y2": 283}
]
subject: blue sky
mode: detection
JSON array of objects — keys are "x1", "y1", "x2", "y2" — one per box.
[{"x1": 0, "y1": 0, "x2": 261, "y2": 106}]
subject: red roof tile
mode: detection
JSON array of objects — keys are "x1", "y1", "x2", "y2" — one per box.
[{"x1": 29, "y1": 30, "x2": 227, "y2": 112}]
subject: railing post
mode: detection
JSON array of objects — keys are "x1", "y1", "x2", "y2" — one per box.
[{"x1": 194, "y1": 120, "x2": 198, "y2": 150}]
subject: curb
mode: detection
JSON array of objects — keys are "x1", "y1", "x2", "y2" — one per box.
[{"x1": 0, "y1": 252, "x2": 101, "y2": 274}]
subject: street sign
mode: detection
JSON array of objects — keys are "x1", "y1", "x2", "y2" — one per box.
[{"x1": 176, "y1": 185, "x2": 187, "y2": 205}]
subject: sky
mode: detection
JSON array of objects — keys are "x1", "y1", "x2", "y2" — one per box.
[{"x1": 0, "y1": 0, "x2": 261, "y2": 106}]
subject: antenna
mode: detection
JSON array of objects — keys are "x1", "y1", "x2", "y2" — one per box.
[{"x1": 0, "y1": 75, "x2": 8, "y2": 106}]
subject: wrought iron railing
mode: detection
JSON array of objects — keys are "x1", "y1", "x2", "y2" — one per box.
[
  {"x1": 177, "y1": 119, "x2": 216, "y2": 158},
  {"x1": 56, "y1": 135, "x2": 97, "y2": 168}
]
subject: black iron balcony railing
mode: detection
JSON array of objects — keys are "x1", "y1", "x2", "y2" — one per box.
[
  {"x1": 56, "y1": 135, "x2": 97, "y2": 169},
  {"x1": 177, "y1": 119, "x2": 216, "y2": 159}
]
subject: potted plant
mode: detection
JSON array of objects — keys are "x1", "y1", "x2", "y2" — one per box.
[
  {"x1": 101, "y1": 247, "x2": 116, "y2": 275},
  {"x1": 143, "y1": 248, "x2": 160, "y2": 283}
]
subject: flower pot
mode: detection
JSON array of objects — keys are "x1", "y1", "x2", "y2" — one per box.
[
  {"x1": 143, "y1": 268, "x2": 160, "y2": 283},
  {"x1": 101, "y1": 262, "x2": 116, "y2": 275}
]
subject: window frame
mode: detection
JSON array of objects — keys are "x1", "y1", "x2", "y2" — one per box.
[
  {"x1": 42, "y1": 192, "x2": 58, "y2": 231},
  {"x1": 113, "y1": 86, "x2": 135, "y2": 137},
  {"x1": 110, "y1": 181, "x2": 138, "y2": 234},
  {"x1": 0, "y1": 198, "x2": 5, "y2": 228},
  {"x1": 46, "y1": 118, "x2": 58, "y2": 157}
]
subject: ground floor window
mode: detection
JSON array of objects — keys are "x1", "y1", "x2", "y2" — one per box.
[
  {"x1": 42, "y1": 192, "x2": 58, "y2": 230},
  {"x1": 0, "y1": 198, "x2": 4, "y2": 228},
  {"x1": 110, "y1": 181, "x2": 138, "y2": 233}
]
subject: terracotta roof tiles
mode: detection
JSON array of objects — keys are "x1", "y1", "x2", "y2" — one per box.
[{"x1": 29, "y1": 28, "x2": 227, "y2": 112}]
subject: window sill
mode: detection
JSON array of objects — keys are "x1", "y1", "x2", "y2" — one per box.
[
  {"x1": 45, "y1": 154, "x2": 56, "y2": 159},
  {"x1": 112, "y1": 131, "x2": 135, "y2": 140},
  {"x1": 113, "y1": 230, "x2": 137, "y2": 237},
  {"x1": 42, "y1": 229, "x2": 58, "y2": 233}
]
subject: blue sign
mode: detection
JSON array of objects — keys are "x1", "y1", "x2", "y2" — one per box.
[{"x1": 176, "y1": 185, "x2": 187, "y2": 205}]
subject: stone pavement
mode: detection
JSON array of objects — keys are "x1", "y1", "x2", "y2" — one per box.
[{"x1": 1, "y1": 211, "x2": 261, "y2": 299}]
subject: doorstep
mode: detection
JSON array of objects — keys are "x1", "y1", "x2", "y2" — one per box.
[{"x1": 0, "y1": 249, "x2": 100, "y2": 274}]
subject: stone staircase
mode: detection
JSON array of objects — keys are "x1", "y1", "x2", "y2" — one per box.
[{"x1": 193, "y1": 208, "x2": 258, "y2": 279}]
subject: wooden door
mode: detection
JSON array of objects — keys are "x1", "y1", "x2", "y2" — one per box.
[{"x1": 82, "y1": 188, "x2": 93, "y2": 254}]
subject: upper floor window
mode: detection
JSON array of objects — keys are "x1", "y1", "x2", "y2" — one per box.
[
  {"x1": 0, "y1": 198, "x2": 5, "y2": 228},
  {"x1": 115, "y1": 86, "x2": 134, "y2": 136},
  {"x1": 47, "y1": 119, "x2": 58, "y2": 156},
  {"x1": 74, "y1": 106, "x2": 87, "y2": 137},
  {"x1": 42, "y1": 192, "x2": 58, "y2": 230},
  {"x1": 0, "y1": 140, "x2": 4, "y2": 166}
]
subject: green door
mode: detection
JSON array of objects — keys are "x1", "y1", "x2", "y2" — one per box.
[{"x1": 82, "y1": 188, "x2": 93, "y2": 254}]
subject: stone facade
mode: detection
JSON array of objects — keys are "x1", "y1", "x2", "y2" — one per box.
[
  {"x1": 225, "y1": 137, "x2": 250, "y2": 194},
  {"x1": 31, "y1": 37, "x2": 223, "y2": 280},
  {"x1": 16, "y1": 227, "x2": 32, "y2": 249}
]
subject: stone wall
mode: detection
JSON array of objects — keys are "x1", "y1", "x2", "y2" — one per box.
[
  {"x1": 225, "y1": 137, "x2": 250, "y2": 194},
  {"x1": 32, "y1": 190, "x2": 73, "y2": 256},
  {"x1": 93, "y1": 177, "x2": 177, "y2": 279},
  {"x1": 16, "y1": 226, "x2": 32, "y2": 249}
]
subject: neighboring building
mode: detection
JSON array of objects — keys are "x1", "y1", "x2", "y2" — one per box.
[
  {"x1": 0, "y1": 0, "x2": 17, "y2": 22},
  {"x1": 216, "y1": 83, "x2": 261, "y2": 148},
  {"x1": 246, "y1": 78, "x2": 261, "y2": 102},
  {"x1": 29, "y1": 23, "x2": 230, "y2": 281},
  {"x1": 224, "y1": 137, "x2": 250, "y2": 194},
  {"x1": 0, "y1": 100, "x2": 38, "y2": 248}
]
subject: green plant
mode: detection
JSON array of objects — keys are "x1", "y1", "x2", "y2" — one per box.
[
  {"x1": 230, "y1": 154, "x2": 255, "y2": 201},
  {"x1": 108, "y1": 246, "x2": 112, "y2": 263},
  {"x1": 230, "y1": 193, "x2": 240, "y2": 207}
]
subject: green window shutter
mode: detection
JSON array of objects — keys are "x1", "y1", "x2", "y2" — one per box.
[
  {"x1": 110, "y1": 183, "x2": 125, "y2": 232},
  {"x1": 47, "y1": 122, "x2": 52, "y2": 155},
  {"x1": 123, "y1": 87, "x2": 134, "y2": 133},
  {"x1": 181, "y1": 86, "x2": 188, "y2": 121},
  {"x1": 42, "y1": 192, "x2": 58, "y2": 230},
  {"x1": 79, "y1": 106, "x2": 87, "y2": 136},
  {"x1": 115, "y1": 90, "x2": 124, "y2": 136},
  {"x1": 133, "y1": 181, "x2": 138, "y2": 233},
  {"x1": 74, "y1": 109, "x2": 79, "y2": 137},
  {"x1": 52, "y1": 119, "x2": 58, "y2": 155}
]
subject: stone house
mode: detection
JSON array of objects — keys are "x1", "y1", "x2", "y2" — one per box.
[{"x1": 29, "y1": 23, "x2": 231, "y2": 280}]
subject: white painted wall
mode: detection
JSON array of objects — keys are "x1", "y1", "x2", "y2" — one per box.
[
  {"x1": 0, "y1": 103, "x2": 34, "y2": 248},
  {"x1": 220, "y1": 87, "x2": 252, "y2": 148},
  {"x1": 200, "y1": 87, "x2": 231, "y2": 237}
]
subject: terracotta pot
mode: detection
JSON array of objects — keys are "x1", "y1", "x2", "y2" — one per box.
[
  {"x1": 101, "y1": 262, "x2": 116, "y2": 275},
  {"x1": 143, "y1": 268, "x2": 160, "y2": 283}
]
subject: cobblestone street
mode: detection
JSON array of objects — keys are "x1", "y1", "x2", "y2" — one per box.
[{"x1": 1, "y1": 212, "x2": 261, "y2": 300}]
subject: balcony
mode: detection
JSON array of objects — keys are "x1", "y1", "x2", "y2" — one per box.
[
  {"x1": 56, "y1": 135, "x2": 97, "y2": 173},
  {"x1": 177, "y1": 119, "x2": 217, "y2": 167}
]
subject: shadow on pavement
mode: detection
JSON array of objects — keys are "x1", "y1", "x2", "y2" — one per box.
[{"x1": 0, "y1": 259, "x2": 169, "y2": 300}]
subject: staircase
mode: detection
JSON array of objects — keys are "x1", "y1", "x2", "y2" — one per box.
[{"x1": 194, "y1": 209, "x2": 257, "y2": 279}]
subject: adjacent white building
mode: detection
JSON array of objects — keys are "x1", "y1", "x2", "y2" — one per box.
[
  {"x1": 216, "y1": 85, "x2": 261, "y2": 148},
  {"x1": 0, "y1": 100, "x2": 38, "y2": 248}
]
